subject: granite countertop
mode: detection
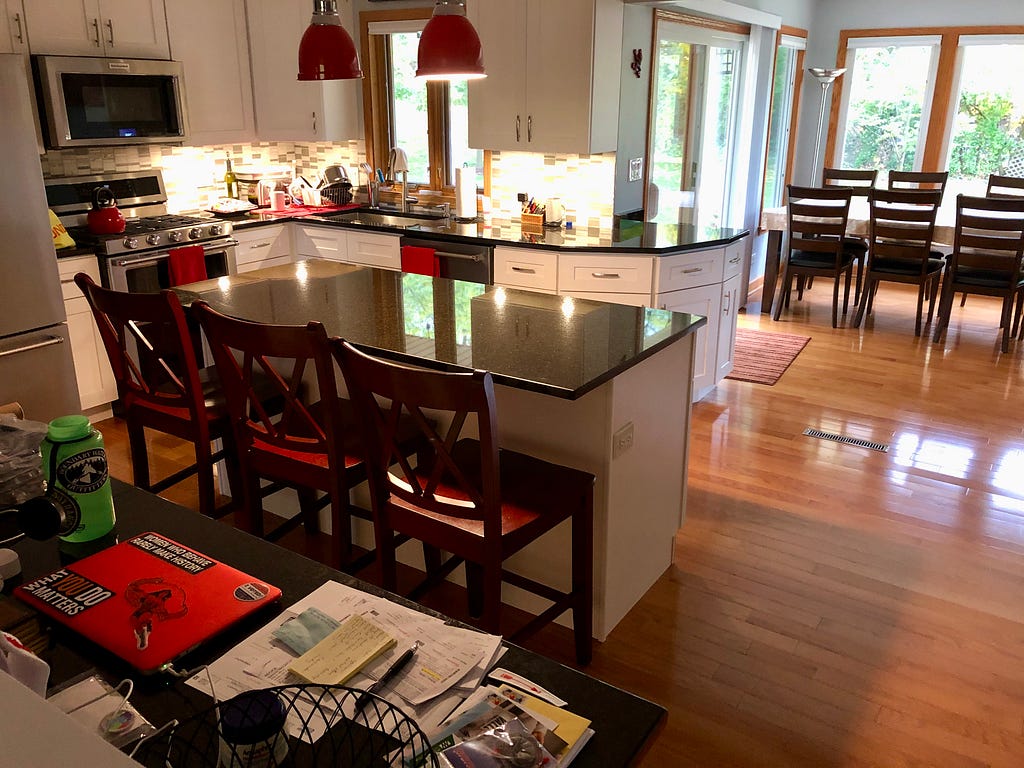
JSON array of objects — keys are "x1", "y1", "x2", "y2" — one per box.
[
  {"x1": 228, "y1": 206, "x2": 749, "y2": 255},
  {"x1": 174, "y1": 259, "x2": 706, "y2": 400}
]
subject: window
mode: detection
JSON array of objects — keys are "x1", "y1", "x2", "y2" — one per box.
[
  {"x1": 361, "y1": 11, "x2": 484, "y2": 192},
  {"x1": 647, "y1": 11, "x2": 749, "y2": 229},
  {"x1": 828, "y1": 27, "x2": 1024, "y2": 195},
  {"x1": 762, "y1": 28, "x2": 806, "y2": 209}
]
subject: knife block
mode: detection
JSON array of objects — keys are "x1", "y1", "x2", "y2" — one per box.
[{"x1": 521, "y1": 212, "x2": 545, "y2": 232}]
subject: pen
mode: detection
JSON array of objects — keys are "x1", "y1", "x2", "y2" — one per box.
[{"x1": 354, "y1": 641, "x2": 420, "y2": 712}]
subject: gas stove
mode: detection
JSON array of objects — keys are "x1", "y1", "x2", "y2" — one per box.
[
  {"x1": 46, "y1": 169, "x2": 233, "y2": 257},
  {"x1": 66, "y1": 214, "x2": 233, "y2": 257}
]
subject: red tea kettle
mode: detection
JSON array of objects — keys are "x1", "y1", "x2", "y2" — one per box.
[{"x1": 87, "y1": 186, "x2": 126, "y2": 235}]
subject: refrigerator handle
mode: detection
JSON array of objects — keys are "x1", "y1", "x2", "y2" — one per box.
[{"x1": 0, "y1": 335, "x2": 65, "y2": 360}]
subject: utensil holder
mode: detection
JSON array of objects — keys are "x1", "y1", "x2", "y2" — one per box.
[{"x1": 521, "y1": 212, "x2": 545, "y2": 232}]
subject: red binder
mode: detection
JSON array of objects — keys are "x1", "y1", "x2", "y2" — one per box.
[
  {"x1": 15, "y1": 533, "x2": 281, "y2": 674},
  {"x1": 167, "y1": 245, "x2": 208, "y2": 286}
]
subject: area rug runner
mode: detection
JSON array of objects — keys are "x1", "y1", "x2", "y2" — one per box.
[{"x1": 724, "y1": 327, "x2": 810, "y2": 385}]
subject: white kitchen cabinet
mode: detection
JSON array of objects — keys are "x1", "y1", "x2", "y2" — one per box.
[
  {"x1": 658, "y1": 282, "x2": 719, "y2": 398},
  {"x1": 245, "y1": 0, "x2": 361, "y2": 142},
  {"x1": 25, "y1": 0, "x2": 169, "y2": 58},
  {"x1": 234, "y1": 225, "x2": 291, "y2": 273},
  {"x1": 294, "y1": 224, "x2": 348, "y2": 262},
  {"x1": 717, "y1": 273, "x2": 741, "y2": 381},
  {"x1": 558, "y1": 252, "x2": 653, "y2": 298},
  {"x1": 0, "y1": 0, "x2": 27, "y2": 53},
  {"x1": 58, "y1": 256, "x2": 117, "y2": 412},
  {"x1": 493, "y1": 245, "x2": 558, "y2": 294},
  {"x1": 345, "y1": 231, "x2": 401, "y2": 271},
  {"x1": 466, "y1": 0, "x2": 622, "y2": 154},
  {"x1": 167, "y1": 0, "x2": 255, "y2": 146}
]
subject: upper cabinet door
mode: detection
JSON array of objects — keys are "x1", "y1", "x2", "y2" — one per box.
[
  {"x1": 246, "y1": 0, "x2": 360, "y2": 142},
  {"x1": 467, "y1": 0, "x2": 527, "y2": 151},
  {"x1": 467, "y1": 0, "x2": 621, "y2": 154},
  {"x1": 24, "y1": 0, "x2": 103, "y2": 55},
  {"x1": 167, "y1": 0, "x2": 255, "y2": 145},
  {"x1": 25, "y1": 0, "x2": 168, "y2": 58},
  {"x1": 0, "y1": 0, "x2": 29, "y2": 54},
  {"x1": 97, "y1": 0, "x2": 170, "y2": 58}
]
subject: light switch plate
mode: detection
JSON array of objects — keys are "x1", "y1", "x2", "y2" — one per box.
[
  {"x1": 612, "y1": 422, "x2": 635, "y2": 459},
  {"x1": 628, "y1": 158, "x2": 643, "y2": 183}
]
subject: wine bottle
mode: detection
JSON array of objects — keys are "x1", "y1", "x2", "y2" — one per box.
[{"x1": 224, "y1": 155, "x2": 237, "y2": 199}]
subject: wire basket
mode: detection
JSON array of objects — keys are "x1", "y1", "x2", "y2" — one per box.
[
  {"x1": 131, "y1": 684, "x2": 439, "y2": 767},
  {"x1": 319, "y1": 183, "x2": 353, "y2": 206}
]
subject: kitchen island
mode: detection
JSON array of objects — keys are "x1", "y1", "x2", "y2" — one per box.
[{"x1": 177, "y1": 260, "x2": 704, "y2": 640}]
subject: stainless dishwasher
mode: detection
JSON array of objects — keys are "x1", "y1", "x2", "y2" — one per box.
[{"x1": 400, "y1": 236, "x2": 493, "y2": 285}]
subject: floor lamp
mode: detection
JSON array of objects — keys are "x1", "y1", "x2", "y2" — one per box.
[{"x1": 807, "y1": 67, "x2": 846, "y2": 184}]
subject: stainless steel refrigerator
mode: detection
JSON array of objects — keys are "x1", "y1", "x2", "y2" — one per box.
[{"x1": 0, "y1": 54, "x2": 80, "y2": 421}]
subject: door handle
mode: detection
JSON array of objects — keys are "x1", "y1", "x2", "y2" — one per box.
[
  {"x1": 105, "y1": 18, "x2": 114, "y2": 47},
  {"x1": 13, "y1": 12, "x2": 23, "y2": 44},
  {"x1": 515, "y1": 115, "x2": 521, "y2": 142},
  {"x1": 91, "y1": 18, "x2": 101, "y2": 46},
  {"x1": 723, "y1": 293, "x2": 731, "y2": 314},
  {"x1": 527, "y1": 115, "x2": 533, "y2": 142},
  {"x1": 0, "y1": 335, "x2": 64, "y2": 360},
  {"x1": 312, "y1": 111, "x2": 317, "y2": 134}
]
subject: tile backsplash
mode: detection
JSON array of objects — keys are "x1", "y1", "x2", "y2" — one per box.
[{"x1": 39, "y1": 142, "x2": 618, "y2": 229}]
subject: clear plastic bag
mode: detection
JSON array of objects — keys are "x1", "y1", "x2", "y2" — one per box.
[
  {"x1": 442, "y1": 718, "x2": 555, "y2": 768},
  {"x1": 0, "y1": 415, "x2": 48, "y2": 506}
]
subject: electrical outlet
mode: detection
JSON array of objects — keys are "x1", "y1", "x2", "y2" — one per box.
[
  {"x1": 612, "y1": 422, "x2": 635, "y2": 459},
  {"x1": 628, "y1": 157, "x2": 643, "y2": 183}
]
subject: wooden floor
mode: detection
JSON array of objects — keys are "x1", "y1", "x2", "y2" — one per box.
[{"x1": 94, "y1": 282, "x2": 1024, "y2": 767}]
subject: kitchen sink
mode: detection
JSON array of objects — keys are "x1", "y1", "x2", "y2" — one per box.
[{"x1": 320, "y1": 210, "x2": 445, "y2": 230}]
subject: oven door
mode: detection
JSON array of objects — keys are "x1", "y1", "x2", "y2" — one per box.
[{"x1": 106, "y1": 239, "x2": 237, "y2": 293}]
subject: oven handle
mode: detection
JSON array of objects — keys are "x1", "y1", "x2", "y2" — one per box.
[{"x1": 108, "y1": 239, "x2": 238, "y2": 269}]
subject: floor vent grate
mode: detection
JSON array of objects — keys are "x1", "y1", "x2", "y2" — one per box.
[{"x1": 803, "y1": 428, "x2": 889, "y2": 453}]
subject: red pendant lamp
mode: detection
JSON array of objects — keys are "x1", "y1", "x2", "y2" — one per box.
[
  {"x1": 416, "y1": 0, "x2": 486, "y2": 81},
  {"x1": 297, "y1": 0, "x2": 362, "y2": 81}
]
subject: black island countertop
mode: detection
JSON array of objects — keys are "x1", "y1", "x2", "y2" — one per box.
[
  {"x1": 231, "y1": 205, "x2": 749, "y2": 255},
  {"x1": 174, "y1": 259, "x2": 705, "y2": 400}
]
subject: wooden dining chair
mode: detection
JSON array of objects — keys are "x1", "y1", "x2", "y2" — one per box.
[
  {"x1": 334, "y1": 339, "x2": 595, "y2": 666},
  {"x1": 852, "y1": 188, "x2": 945, "y2": 336},
  {"x1": 774, "y1": 185, "x2": 857, "y2": 328},
  {"x1": 888, "y1": 171, "x2": 949, "y2": 203},
  {"x1": 74, "y1": 273, "x2": 238, "y2": 519},
  {"x1": 932, "y1": 195, "x2": 1024, "y2": 352},
  {"x1": 986, "y1": 174, "x2": 1024, "y2": 199},
  {"x1": 821, "y1": 168, "x2": 878, "y2": 298},
  {"x1": 191, "y1": 301, "x2": 423, "y2": 571}
]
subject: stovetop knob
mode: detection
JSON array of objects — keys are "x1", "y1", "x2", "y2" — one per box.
[
  {"x1": 209, "y1": 224, "x2": 223, "y2": 236},
  {"x1": 168, "y1": 231, "x2": 184, "y2": 243},
  {"x1": 189, "y1": 227, "x2": 203, "y2": 239},
  {"x1": 146, "y1": 234, "x2": 161, "y2": 246},
  {"x1": 123, "y1": 237, "x2": 139, "y2": 249}
]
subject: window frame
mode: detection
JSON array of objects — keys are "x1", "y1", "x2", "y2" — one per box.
[
  {"x1": 760, "y1": 25, "x2": 806, "y2": 218},
  {"x1": 825, "y1": 24, "x2": 1024, "y2": 174},
  {"x1": 359, "y1": 8, "x2": 490, "y2": 198}
]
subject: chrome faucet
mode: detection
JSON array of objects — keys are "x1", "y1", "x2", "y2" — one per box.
[{"x1": 358, "y1": 162, "x2": 378, "y2": 207}]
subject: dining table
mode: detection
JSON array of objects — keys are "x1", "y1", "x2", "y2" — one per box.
[{"x1": 758, "y1": 198, "x2": 958, "y2": 315}]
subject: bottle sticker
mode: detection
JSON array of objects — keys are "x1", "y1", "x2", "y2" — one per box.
[
  {"x1": 56, "y1": 449, "x2": 109, "y2": 494},
  {"x1": 49, "y1": 488, "x2": 82, "y2": 536}
]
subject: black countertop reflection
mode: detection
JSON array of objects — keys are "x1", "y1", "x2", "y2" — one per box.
[
  {"x1": 176, "y1": 260, "x2": 705, "y2": 400},
  {"x1": 231, "y1": 208, "x2": 748, "y2": 254}
]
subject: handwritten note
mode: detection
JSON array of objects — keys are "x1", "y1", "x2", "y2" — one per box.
[{"x1": 287, "y1": 613, "x2": 395, "y2": 685}]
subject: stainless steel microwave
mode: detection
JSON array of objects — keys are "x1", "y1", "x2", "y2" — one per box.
[{"x1": 33, "y1": 55, "x2": 189, "y2": 149}]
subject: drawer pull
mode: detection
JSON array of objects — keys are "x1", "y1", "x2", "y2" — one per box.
[
  {"x1": 681, "y1": 267, "x2": 704, "y2": 274},
  {"x1": 250, "y1": 242, "x2": 272, "y2": 249},
  {"x1": 511, "y1": 266, "x2": 536, "y2": 274},
  {"x1": 729, "y1": 256, "x2": 741, "y2": 264},
  {"x1": 591, "y1": 272, "x2": 621, "y2": 279}
]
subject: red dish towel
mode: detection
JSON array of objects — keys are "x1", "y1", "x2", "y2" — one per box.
[
  {"x1": 401, "y1": 245, "x2": 439, "y2": 277},
  {"x1": 168, "y1": 245, "x2": 208, "y2": 286}
]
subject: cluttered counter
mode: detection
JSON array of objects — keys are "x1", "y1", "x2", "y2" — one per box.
[
  {"x1": 3, "y1": 480, "x2": 665, "y2": 766},
  {"x1": 174, "y1": 260, "x2": 703, "y2": 640}
]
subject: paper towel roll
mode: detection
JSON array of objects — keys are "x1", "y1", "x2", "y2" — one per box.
[{"x1": 455, "y1": 166, "x2": 477, "y2": 220}]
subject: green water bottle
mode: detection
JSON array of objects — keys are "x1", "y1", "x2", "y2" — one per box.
[{"x1": 41, "y1": 415, "x2": 116, "y2": 543}]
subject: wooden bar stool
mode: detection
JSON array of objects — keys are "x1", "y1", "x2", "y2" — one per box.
[
  {"x1": 74, "y1": 273, "x2": 238, "y2": 519},
  {"x1": 335, "y1": 339, "x2": 595, "y2": 666}
]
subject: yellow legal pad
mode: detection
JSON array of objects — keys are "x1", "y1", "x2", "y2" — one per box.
[{"x1": 287, "y1": 613, "x2": 396, "y2": 685}]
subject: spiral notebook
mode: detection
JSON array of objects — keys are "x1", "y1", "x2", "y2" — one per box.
[{"x1": 15, "y1": 532, "x2": 281, "y2": 674}]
